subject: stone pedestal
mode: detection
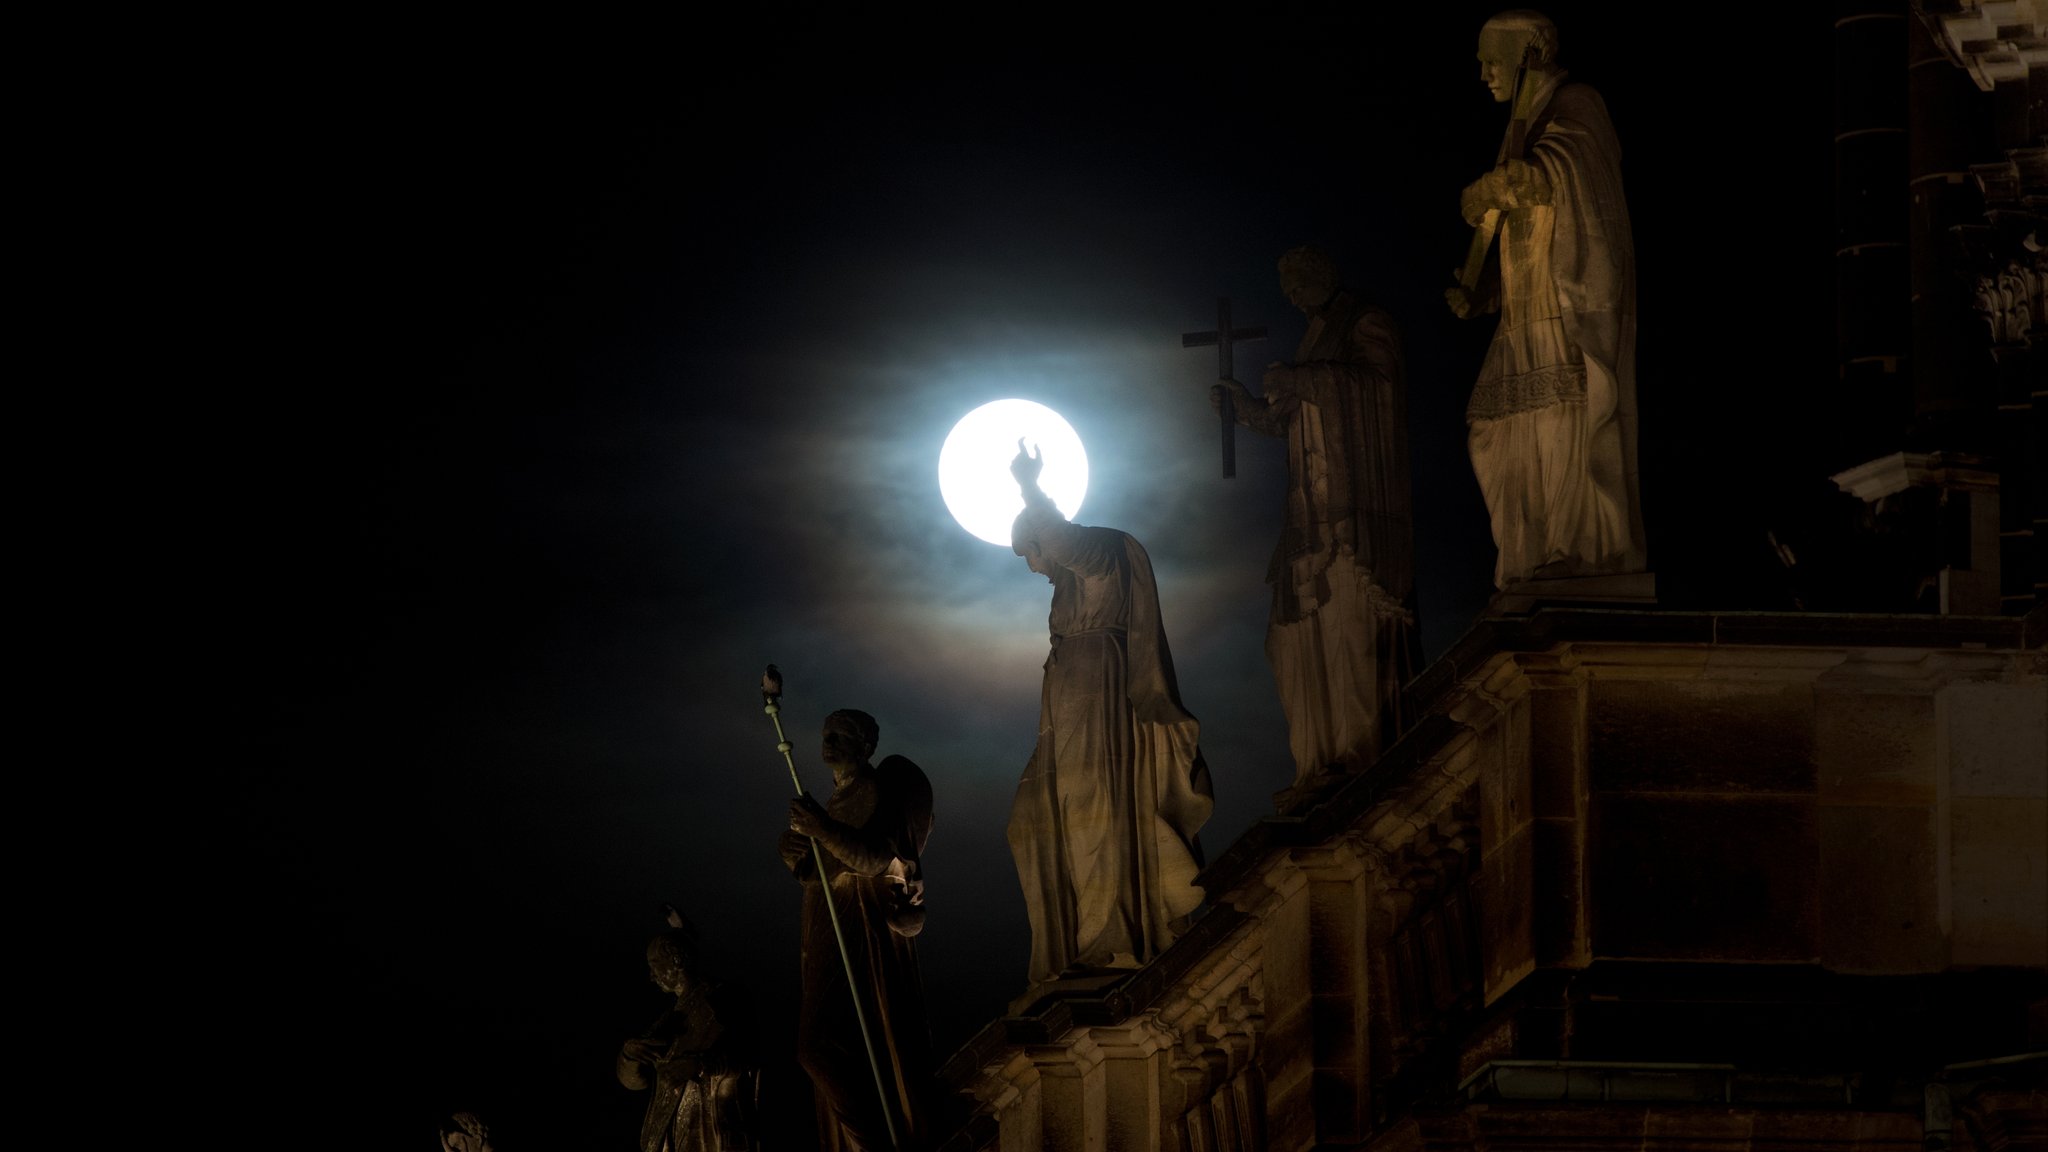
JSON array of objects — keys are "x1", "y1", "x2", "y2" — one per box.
[{"x1": 1488, "y1": 571, "x2": 1657, "y2": 615}]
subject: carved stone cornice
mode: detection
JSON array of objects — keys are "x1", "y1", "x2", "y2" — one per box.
[
  {"x1": 1914, "y1": 0, "x2": 2048, "y2": 90},
  {"x1": 1289, "y1": 832, "x2": 1380, "y2": 884},
  {"x1": 1832, "y1": 451, "x2": 2003, "y2": 502}
]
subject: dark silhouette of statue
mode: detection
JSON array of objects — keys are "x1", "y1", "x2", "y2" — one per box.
[
  {"x1": 1006, "y1": 443, "x2": 1214, "y2": 986},
  {"x1": 1212, "y1": 246, "x2": 1420, "y2": 783},
  {"x1": 781, "y1": 709, "x2": 936, "y2": 1150},
  {"x1": 617, "y1": 906, "x2": 759, "y2": 1152}
]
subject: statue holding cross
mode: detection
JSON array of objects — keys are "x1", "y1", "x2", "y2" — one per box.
[
  {"x1": 1206, "y1": 246, "x2": 1421, "y2": 787},
  {"x1": 1181, "y1": 299, "x2": 1267, "y2": 479}
]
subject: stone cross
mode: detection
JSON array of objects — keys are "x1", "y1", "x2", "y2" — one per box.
[{"x1": 1181, "y1": 297, "x2": 1266, "y2": 479}]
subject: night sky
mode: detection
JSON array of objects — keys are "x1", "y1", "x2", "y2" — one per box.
[{"x1": 208, "y1": 8, "x2": 1835, "y2": 1147}]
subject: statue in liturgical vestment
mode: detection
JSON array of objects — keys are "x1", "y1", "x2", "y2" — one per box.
[
  {"x1": 1006, "y1": 443, "x2": 1215, "y2": 987},
  {"x1": 1212, "y1": 246, "x2": 1419, "y2": 783},
  {"x1": 617, "y1": 906, "x2": 759, "y2": 1152},
  {"x1": 781, "y1": 709, "x2": 936, "y2": 1151},
  {"x1": 1446, "y1": 10, "x2": 1648, "y2": 591}
]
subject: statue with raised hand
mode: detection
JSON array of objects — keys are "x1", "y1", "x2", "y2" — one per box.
[{"x1": 1006, "y1": 441, "x2": 1214, "y2": 988}]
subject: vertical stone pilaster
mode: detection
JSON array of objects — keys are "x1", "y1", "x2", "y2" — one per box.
[
  {"x1": 1295, "y1": 838, "x2": 1375, "y2": 1142},
  {"x1": 1836, "y1": 1, "x2": 1911, "y2": 465},
  {"x1": 1814, "y1": 655, "x2": 1945, "y2": 972},
  {"x1": 1938, "y1": 677, "x2": 2048, "y2": 966},
  {"x1": 1225, "y1": 859, "x2": 1311, "y2": 1151},
  {"x1": 983, "y1": 1052, "x2": 1044, "y2": 1152},
  {"x1": 1448, "y1": 653, "x2": 1537, "y2": 1005},
  {"x1": 1031, "y1": 1037, "x2": 1107, "y2": 1152},
  {"x1": 1907, "y1": 11, "x2": 1994, "y2": 437},
  {"x1": 1524, "y1": 652, "x2": 1590, "y2": 969},
  {"x1": 1482, "y1": 701, "x2": 1536, "y2": 1005},
  {"x1": 1092, "y1": 1019, "x2": 1172, "y2": 1152}
]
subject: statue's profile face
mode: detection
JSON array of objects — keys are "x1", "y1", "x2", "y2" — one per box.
[
  {"x1": 1476, "y1": 27, "x2": 1528, "y2": 103},
  {"x1": 1016, "y1": 541, "x2": 1054, "y2": 583}
]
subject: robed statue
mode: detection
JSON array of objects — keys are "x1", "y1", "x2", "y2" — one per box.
[
  {"x1": 1446, "y1": 9, "x2": 1648, "y2": 590},
  {"x1": 781, "y1": 709, "x2": 937, "y2": 1150},
  {"x1": 617, "y1": 906, "x2": 759, "y2": 1152},
  {"x1": 1006, "y1": 443, "x2": 1215, "y2": 986},
  {"x1": 1212, "y1": 246, "x2": 1419, "y2": 783}
]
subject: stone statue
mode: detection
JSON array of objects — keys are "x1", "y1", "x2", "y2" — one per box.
[
  {"x1": 617, "y1": 906, "x2": 759, "y2": 1152},
  {"x1": 781, "y1": 709, "x2": 936, "y2": 1151},
  {"x1": 1445, "y1": 9, "x2": 1648, "y2": 590},
  {"x1": 1212, "y1": 246, "x2": 1420, "y2": 782},
  {"x1": 1006, "y1": 443, "x2": 1215, "y2": 986},
  {"x1": 437, "y1": 1112, "x2": 493, "y2": 1152}
]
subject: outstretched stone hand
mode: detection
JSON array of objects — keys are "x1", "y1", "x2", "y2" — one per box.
[
  {"x1": 1210, "y1": 377, "x2": 1253, "y2": 417},
  {"x1": 1445, "y1": 281, "x2": 1479, "y2": 320},
  {"x1": 1446, "y1": 269, "x2": 1498, "y2": 320},
  {"x1": 1011, "y1": 438, "x2": 1044, "y2": 492}
]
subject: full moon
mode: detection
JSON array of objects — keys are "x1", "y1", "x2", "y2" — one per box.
[{"x1": 939, "y1": 399, "x2": 1089, "y2": 546}]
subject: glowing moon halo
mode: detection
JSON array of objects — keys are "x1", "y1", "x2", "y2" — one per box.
[{"x1": 938, "y1": 400, "x2": 1088, "y2": 546}]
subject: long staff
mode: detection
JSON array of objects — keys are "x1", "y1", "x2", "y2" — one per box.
[
  {"x1": 760, "y1": 665, "x2": 902, "y2": 1152},
  {"x1": 1456, "y1": 45, "x2": 1541, "y2": 295}
]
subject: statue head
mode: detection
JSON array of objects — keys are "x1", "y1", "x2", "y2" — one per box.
[
  {"x1": 1011, "y1": 513, "x2": 1056, "y2": 581},
  {"x1": 646, "y1": 905, "x2": 701, "y2": 997},
  {"x1": 822, "y1": 708, "x2": 880, "y2": 769},
  {"x1": 1008, "y1": 440, "x2": 1054, "y2": 580},
  {"x1": 439, "y1": 1112, "x2": 492, "y2": 1152},
  {"x1": 1277, "y1": 246, "x2": 1339, "y2": 315},
  {"x1": 1477, "y1": 10, "x2": 1559, "y2": 103}
]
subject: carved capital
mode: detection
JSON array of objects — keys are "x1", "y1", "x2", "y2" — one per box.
[
  {"x1": 1291, "y1": 834, "x2": 1377, "y2": 883},
  {"x1": 1975, "y1": 259, "x2": 2042, "y2": 346},
  {"x1": 1219, "y1": 852, "x2": 1309, "y2": 917},
  {"x1": 1085, "y1": 1012, "x2": 1180, "y2": 1061},
  {"x1": 1445, "y1": 652, "x2": 1530, "y2": 727},
  {"x1": 969, "y1": 1050, "x2": 1040, "y2": 1113},
  {"x1": 1025, "y1": 1033, "x2": 1105, "y2": 1077},
  {"x1": 1163, "y1": 979, "x2": 1265, "y2": 1089},
  {"x1": 1512, "y1": 645, "x2": 1586, "y2": 689}
]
